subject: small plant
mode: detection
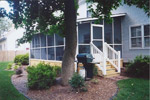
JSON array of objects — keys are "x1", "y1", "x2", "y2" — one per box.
[
  {"x1": 27, "y1": 63, "x2": 56, "y2": 90},
  {"x1": 17, "y1": 62, "x2": 22, "y2": 66},
  {"x1": 91, "y1": 78, "x2": 99, "y2": 84},
  {"x1": 69, "y1": 73, "x2": 87, "y2": 92},
  {"x1": 16, "y1": 67, "x2": 22, "y2": 75},
  {"x1": 126, "y1": 55, "x2": 150, "y2": 78},
  {"x1": 14, "y1": 65, "x2": 19, "y2": 70},
  {"x1": 6, "y1": 63, "x2": 12, "y2": 70},
  {"x1": 93, "y1": 65, "x2": 98, "y2": 76}
]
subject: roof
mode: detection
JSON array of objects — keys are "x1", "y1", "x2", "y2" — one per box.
[{"x1": 77, "y1": 13, "x2": 126, "y2": 22}]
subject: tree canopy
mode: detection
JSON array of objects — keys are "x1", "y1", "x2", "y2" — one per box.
[{"x1": 0, "y1": 18, "x2": 12, "y2": 36}]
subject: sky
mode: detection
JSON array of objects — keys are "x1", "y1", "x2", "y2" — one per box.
[{"x1": 0, "y1": 1, "x2": 11, "y2": 13}]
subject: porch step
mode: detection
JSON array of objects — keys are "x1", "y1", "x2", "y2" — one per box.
[
  {"x1": 106, "y1": 66, "x2": 114, "y2": 70},
  {"x1": 104, "y1": 72, "x2": 120, "y2": 78},
  {"x1": 106, "y1": 69, "x2": 116, "y2": 74}
]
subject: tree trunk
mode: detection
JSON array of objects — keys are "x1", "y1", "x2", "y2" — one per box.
[{"x1": 61, "y1": 0, "x2": 77, "y2": 85}]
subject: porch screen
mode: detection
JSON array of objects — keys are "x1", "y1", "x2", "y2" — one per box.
[
  {"x1": 78, "y1": 23, "x2": 91, "y2": 53},
  {"x1": 30, "y1": 34, "x2": 65, "y2": 61}
]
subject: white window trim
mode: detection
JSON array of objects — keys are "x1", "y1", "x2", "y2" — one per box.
[{"x1": 129, "y1": 24, "x2": 150, "y2": 49}]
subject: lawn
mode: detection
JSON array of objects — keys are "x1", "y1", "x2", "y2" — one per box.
[
  {"x1": 114, "y1": 78, "x2": 149, "y2": 100},
  {"x1": 0, "y1": 62, "x2": 27, "y2": 100}
]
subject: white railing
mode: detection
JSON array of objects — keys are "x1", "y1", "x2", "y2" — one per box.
[
  {"x1": 90, "y1": 42, "x2": 121, "y2": 75},
  {"x1": 104, "y1": 42, "x2": 121, "y2": 72},
  {"x1": 90, "y1": 42, "x2": 106, "y2": 75}
]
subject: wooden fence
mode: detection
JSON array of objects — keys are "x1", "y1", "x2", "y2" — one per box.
[{"x1": 0, "y1": 50, "x2": 29, "y2": 62}]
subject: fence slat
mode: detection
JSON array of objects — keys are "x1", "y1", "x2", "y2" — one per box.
[{"x1": 0, "y1": 50, "x2": 29, "y2": 62}]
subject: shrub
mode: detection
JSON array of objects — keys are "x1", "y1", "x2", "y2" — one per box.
[
  {"x1": 126, "y1": 55, "x2": 150, "y2": 78},
  {"x1": 17, "y1": 62, "x2": 22, "y2": 66},
  {"x1": 16, "y1": 67, "x2": 22, "y2": 75},
  {"x1": 21, "y1": 53, "x2": 29, "y2": 65},
  {"x1": 27, "y1": 63, "x2": 56, "y2": 90},
  {"x1": 53, "y1": 66, "x2": 61, "y2": 77},
  {"x1": 91, "y1": 78, "x2": 99, "y2": 84},
  {"x1": 6, "y1": 63, "x2": 12, "y2": 70},
  {"x1": 14, "y1": 55, "x2": 22, "y2": 64},
  {"x1": 93, "y1": 65, "x2": 98, "y2": 76},
  {"x1": 14, "y1": 53, "x2": 29, "y2": 65},
  {"x1": 14, "y1": 65, "x2": 19, "y2": 70},
  {"x1": 69, "y1": 73, "x2": 86, "y2": 92}
]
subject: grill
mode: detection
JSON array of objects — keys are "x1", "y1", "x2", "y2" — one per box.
[
  {"x1": 76, "y1": 53, "x2": 95, "y2": 79},
  {"x1": 77, "y1": 53, "x2": 94, "y2": 63}
]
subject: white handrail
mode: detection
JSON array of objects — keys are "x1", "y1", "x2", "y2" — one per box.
[
  {"x1": 90, "y1": 42, "x2": 103, "y2": 55},
  {"x1": 104, "y1": 42, "x2": 121, "y2": 72},
  {"x1": 90, "y1": 42, "x2": 106, "y2": 75},
  {"x1": 90, "y1": 42, "x2": 121, "y2": 74}
]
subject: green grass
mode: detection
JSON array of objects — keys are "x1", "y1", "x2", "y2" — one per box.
[
  {"x1": 0, "y1": 62, "x2": 27, "y2": 100},
  {"x1": 114, "y1": 78, "x2": 150, "y2": 100}
]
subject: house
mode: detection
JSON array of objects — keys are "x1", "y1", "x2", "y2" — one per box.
[
  {"x1": 0, "y1": 27, "x2": 30, "y2": 61},
  {"x1": 29, "y1": 0, "x2": 149, "y2": 77},
  {"x1": 0, "y1": 27, "x2": 29, "y2": 51}
]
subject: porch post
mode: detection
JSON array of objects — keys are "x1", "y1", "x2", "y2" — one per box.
[
  {"x1": 102, "y1": 17, "x2": 106, "y2": 75},
  {"x1": 90, "y1": 23, "x2": 93, "y2": 55},
  {"x1": 118, "y1": 51, "x2": 121, "y2": 73}
]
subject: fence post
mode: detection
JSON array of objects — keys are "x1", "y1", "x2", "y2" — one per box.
[{"x1": 118, "y1": 51, "x2": 121, "y2": 73}]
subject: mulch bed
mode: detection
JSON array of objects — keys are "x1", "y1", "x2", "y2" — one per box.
[{"x1": 11, "y1": 66, "x2": 128, "y2": 100}]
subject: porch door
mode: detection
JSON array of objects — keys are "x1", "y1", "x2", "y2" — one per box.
[{"x1": 91, "y1": 24, "x2": 104, "y2": 52}]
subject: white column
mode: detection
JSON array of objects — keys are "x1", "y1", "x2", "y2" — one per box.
[
  {"x1": 102, "y1": 18, "x2": 106, "y2": 75},
  {"x1": 90, "y1": 23, "x2": 93, "y2": 55},
  {"x1": 118, "y1": 51, "x2": 121, "y2": 73}
]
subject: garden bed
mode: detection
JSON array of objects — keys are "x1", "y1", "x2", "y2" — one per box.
[{"x1": 11, "y1": 66, "x2": 129, "y2": 100}]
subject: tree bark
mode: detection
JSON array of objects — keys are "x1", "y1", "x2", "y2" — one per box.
[{"x1": 61, "y1": 0, "x2": 77, "y2": 85}]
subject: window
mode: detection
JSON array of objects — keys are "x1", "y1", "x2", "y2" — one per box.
[
  {"x1": 48, "y1": 48, "x2": 54, "y2": 60},
  {"x1": 130, "y1": 26, "x2": 142, "y2": 48},
  {"x1": 130, "y1": 24, "x2": 150, "y2": 49},
  {"x1": 87, "y1": 3, "x2": 92, "y2": 17},
  {"x1": 144, "y1": 25, "x2": 150, "y2": 47},
  {"x1": 41, "y1": 35, "x2": 46, "y2": 47},
  {"x1": 56, "y1": 47, "x2": 64, "y2": 60},
  {"x1": 78, "y1": 23, "x2": 91, "y2": 53},
  {"x1": 0, "y1": 45, "x2": 2, "y2": 51},
  {"x1": 47, "y1": 35, "x2": 54, "y2": 46},
  {"x1": 30, "y1": 34, "x2": 65, "y2": 61},
  {"x1": 41, "y1": 48, "x2": 47, "y2": 60},
  {"x1": 79, "y1": 45, "x2": 90, "y2": 53}
]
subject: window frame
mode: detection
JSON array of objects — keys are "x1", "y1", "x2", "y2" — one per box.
[{"x1": 129, "y1": 24, "x2": 150, "y2": 49}]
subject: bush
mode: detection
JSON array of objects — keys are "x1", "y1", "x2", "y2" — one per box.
[
  {"x1": 93, "y1": 65, "x2": 98, "y2": 76},
  {"x1": 6, "y1": 63, "x2": 12, "y2": 70},
  {"x1": 126, "y1": 55, "x2": 150, "y2": 78},
  {"x1": 69, "y1": 73, "x2": 86, "y2": 92},
  {"x1": 21, "y1": 53, "x2": 29, "y2": 65},
  {"x1": 53, "y1": 66, "x2": 61, "y2": 77},
  {"x1": 14, "y1": 65, "x2": 19, "y2": 70},
  {"x1": 17, "y1": 62, "x2": 21, "y2": 66},
  {"x1": 16, "y1": 67, "x2": 22, "y2": 75},
  {"x1": 27, "y1": 63, "x2": 56, "y2": 90},
  {"x1": 14, "y1": 53, "x2": 29, "y2": 65}
]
